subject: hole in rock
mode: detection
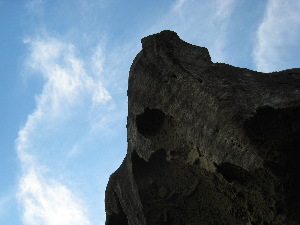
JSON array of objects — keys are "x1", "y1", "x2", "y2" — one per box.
[
  {"x1": 244, "y1": 105, "x2": 300, "y2": 153},
  {"x1": 193, "y1": 158, "x2": 200, "y2": 165},
  {"x1": 106, "y1": 192, "x2": 129, "y2": 225},
  {"x1": 136, "y1": 107, "x2": 165, "y2": 137},
  {"x1": 215, "y1": 162, "x2": 251, "y2": 184},
  {"x1": 132, "y1": 149, "x2": 167, "y2": 179}
]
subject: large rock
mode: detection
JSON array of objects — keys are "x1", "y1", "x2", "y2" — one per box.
[{"x1": 105, "y1": 30, "x2": 300, "y2": 225}]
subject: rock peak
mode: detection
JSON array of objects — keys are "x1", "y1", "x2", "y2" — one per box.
[
  {"x1": 141, "y1": 30, "x2": 212, "y2": 66},
  {"x1": 141, "y1": 30, "x2": 181, "y2": 48}
]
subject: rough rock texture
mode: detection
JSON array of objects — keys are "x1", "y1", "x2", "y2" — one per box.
[{"x1": 105, "y1": 30, "x2": 300, "y2": 225}]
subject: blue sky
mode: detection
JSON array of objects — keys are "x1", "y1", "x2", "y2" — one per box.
[{"x1": 0, "y1": 0, "x2": 299, "y2": 224}]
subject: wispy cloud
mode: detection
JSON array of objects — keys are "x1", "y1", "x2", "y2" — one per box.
[
  {"x1": 24, "y1": 37, "x2": 110, "y2": 114},
  {"x1": 0, "y1": 196, "x2": 10, "y2": 216},
  {"x1": 214, "y1": 0, "x2": 235, "y2": 20},
  {"x1": 25, "y1": 0, "x2": 44, "y2": 15},
  {"x1": 172, "y1": 0, "x2": 188, "y2": 15},
  {"x1": 254, "y1": 0, "x2": 300, "y2": 72},
  {"x1": 211, "y1": 0, "x2": 236, "y2": 62},
  {"x1": 16, "y1": 34, "x2": 112, "y2": 225},
  {"x1": 145, "y1": 0, "x2": 237, "y2": 63},
  {"x1": 92, "y1": 43, "x2": 105, "y2": 76}
]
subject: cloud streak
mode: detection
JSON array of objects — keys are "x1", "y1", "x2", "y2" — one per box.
[
  {"x1": 145, "y1": 0, "x2": 237, "y2": 63},
  {"x1": 16, "y1": 34, "x2": 111, "y2": 225},
  {"x1": 214, "y1": 0, "x2": 235, "y2": 20},
  {"x1": 0, "y1": 196, "x2": 10, "y2": 216},
  {"x1": 254, "y1": 0, "x2": 300, "y2": 72},
  {"x1": 172, "y1": 0, "x2": 188, "y2": 15}
]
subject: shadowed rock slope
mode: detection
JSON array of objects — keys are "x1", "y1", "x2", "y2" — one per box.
[{"x1": 105, "y1": 30, "x2": 300, "y2": 225}]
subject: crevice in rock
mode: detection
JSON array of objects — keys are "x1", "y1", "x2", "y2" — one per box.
[
  {"x1": 132, "y1": 149, "x2": 168, "y2": 182},
  {"x1": 106, "y1": 192, "x2": 129, "y2": 225},
  {"x1": 136, "y1": 107, "x2": 165, "y2": 137},
  {"x1": 131, "y1": 149, "x2": 169, "y2": 223}
]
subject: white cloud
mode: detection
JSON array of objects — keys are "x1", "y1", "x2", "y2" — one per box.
[
  {"x1": 23, "y1": 37, "x2": 111, "y2": 117},
  {"x1": 18, "y1": 170, "x2": 90, "y2": 225},
  {"x1": 92, "y1": 81, "x2": 111, "y2": 104},
  {"x1": 16, "y1": 35, "x2": 112, "y2": 225},
  {"x1": 254, "y1": 0, "x2": 300, "y2": 72}
]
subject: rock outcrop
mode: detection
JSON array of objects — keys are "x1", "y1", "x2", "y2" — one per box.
[{"x1": 105, "y1": 30, "x2": 300, "y2": 225}]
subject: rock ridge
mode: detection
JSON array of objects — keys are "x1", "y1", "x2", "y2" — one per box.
[{"x1": 105, "y1": 30, "x2": 300, "y2": 225}]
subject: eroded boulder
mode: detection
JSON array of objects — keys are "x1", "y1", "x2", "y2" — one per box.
[{"x1": 105, "y1": 30, "x2": 300, "y2": 225}]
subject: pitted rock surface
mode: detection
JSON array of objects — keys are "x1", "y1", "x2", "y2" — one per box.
[{"x1": 105, "y1": 30, "x2": 300, "y2": 225}]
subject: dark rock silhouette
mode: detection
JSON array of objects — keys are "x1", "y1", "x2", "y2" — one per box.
[{"x1": 105, "y1": 30, "x2": 300, "y2": 225}]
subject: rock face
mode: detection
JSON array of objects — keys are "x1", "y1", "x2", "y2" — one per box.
[{"x1": 105, "y1": 30, "x2": 300, "y2": 225}]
